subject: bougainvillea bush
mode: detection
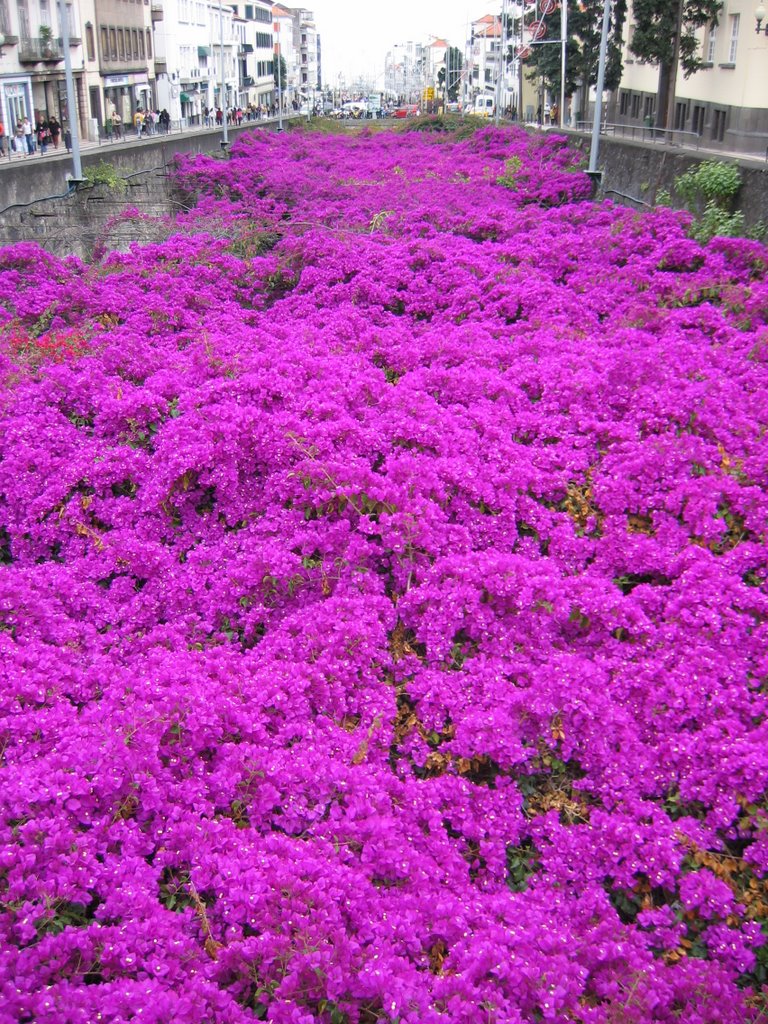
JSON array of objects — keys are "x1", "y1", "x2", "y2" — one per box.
[{"x1": 1, "y1": 124, "x2": 767, "y2": 1024}]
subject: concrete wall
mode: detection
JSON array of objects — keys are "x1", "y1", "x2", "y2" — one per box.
[
  {"x1": 566, "y1": 131, "x2": 768, "y2": 230},
  {"x1": 0, "y1": 120, "x2": 284, "y2": 259}
]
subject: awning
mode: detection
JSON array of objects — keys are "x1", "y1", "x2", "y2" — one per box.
[
  {"x1": 180, "y1": 92, "x2": 191, "y2": 102},
  {"x1": 198, "y1": 46, "x2": 210, "y2": 57}
]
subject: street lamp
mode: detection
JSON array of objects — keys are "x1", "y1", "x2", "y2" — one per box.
[
  {"x1": 756, "y1": 4, "x2": 768, "y2": 33},
  {"x1": 219, "y1": 0, "x2": 229, "y2": 148}
]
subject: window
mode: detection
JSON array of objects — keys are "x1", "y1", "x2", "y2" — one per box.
[
  {"x1": 17, "y1": 0, "x2": 29, "y2": 39},
  {"x1": 139, "y1": 29, "x2": 145, "y2": 57},
  {"x1": 712, "y1": 108, "x2": 726, "y2": 142},
  {"x1": 630, "y1": 93, "x2": 641, "y2": 119},
  {"x1": 674, "y1": 101, "x2": 687, "y2": 130},
  {"x1": 692, "y1": 105, "x2": 705, "y2": 136},
  {"x1": 619, "y1": 91, "x2": 629, "y2": 116},
  {"x1": 146, "y1": 28, "x2": 152, "y2": 57},
  {"x1": 643, "y1": 95, "x2": 655, "y2": 120},
  {"x1": 109, "y1": 27, "x2": 117, "y2": 60},
  {"x1": 39, "y1": 0, "x2": 50, "y2": 26},
  {"x1": 728, "y1": 13, "x2": 739, "y2": 63},
  {"x1": 100, "y1": 25, "x2": 109, "y2": 60},
  {"x1": 117, "y1": 28, "x2": 124, "y2": 60},
  {"x1": 131, "y1": 28, "x2": 138, "y2": 57},
  {"x1": 0, "y1": 0, "x2": 9, "y2": 35},
  {"x1": 706, "y1": 22, "x2": 717, "y2": 63},
  {"x1": 86, "y1": 23, "x2": 95, "y2": 61}
]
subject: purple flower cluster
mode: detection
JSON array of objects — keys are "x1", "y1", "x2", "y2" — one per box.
[{"x1": 0, "y1": 125, "x2": 767, "y2": 1023}]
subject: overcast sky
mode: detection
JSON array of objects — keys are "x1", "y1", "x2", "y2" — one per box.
[{"x1": 309, "y1": 1, "x2": 495, "y2": 84}]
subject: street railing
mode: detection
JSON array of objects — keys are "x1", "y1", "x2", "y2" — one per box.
[{"x1": 575, "y1": 120, "x2": 702, "y2": 150}]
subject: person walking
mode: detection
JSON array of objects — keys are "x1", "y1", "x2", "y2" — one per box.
[
  {"x1": 48, "y1": 115, "x2": 61, "y2": 149},
  {"x1": 0, "y1": 119, "x2": 5, "y2": 157},
  {"x1": 14, "y1": 121, "x2": 26, "y2": 157},
  {"x1": 112, "y1": 111, "x2": 122, "y2": 140},
  {"x1": 36, "y1": 118, "x2": 51, "y2": 154},
  {"x1": 22, "y1": 116, "x2": 34, "y2": 155}
]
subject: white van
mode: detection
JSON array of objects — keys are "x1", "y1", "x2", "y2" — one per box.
[{"x1": 474, "y1": 96, "x2": 495, "y2": 118}]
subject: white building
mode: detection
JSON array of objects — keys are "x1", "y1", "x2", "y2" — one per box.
[
  {"x1": 153, "y1": 0, "x2": 238, "y2": 125},
  {"x1": 229, "y1": 0, "x2": 274, "y2": 109},
  {"x1": 384, "y1": 41, "x2": 426, "y2": 102},
  {"x1": 616, "y1": 0, "x2": 768, "y2": 156},
  {"x1": 0, "y1": 0, "x2": 88, "y2": 138},
  {"x1": 272, "y1": 5, "x2": 319, "y2": 109}
]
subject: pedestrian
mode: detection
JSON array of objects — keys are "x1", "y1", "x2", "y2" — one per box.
[
  {"x1": 0, "y1": 119, "x2": 5, "y2": 157},
  {"x1": 536, "y1": 104, "x2": 542, "y2": 126},
  {"x1": 23, "y1": 116, "x2": 34, "y2": 154},
  {"x1": 36, "y1": 118, "x2": 51, "y2": 153},
  {"x1": 160, "y1": 109, "x2": 170, "y2": 133},
  {"x1": 112, "y1": 111, "x2": 122, "y2": 140},
  {"x1": 48, "y1": 115, "x2": 61, "y2": 148},
  {"x1": 134, "y1": 108, "x2": 144, "y2": 137},
  {"x1": 64, "y1": 122, "x2": 72, "y2": 152},
  {"x1": 105, "y1": 113, "x2": 113, "y2": 141},
  {"x1": 14, "y1": 121, "x2": 26, "y2": 157}
]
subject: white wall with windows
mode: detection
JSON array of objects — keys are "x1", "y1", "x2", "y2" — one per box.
[{"x1": 617, "y1": 0, "x2": 768, "y2": 155}]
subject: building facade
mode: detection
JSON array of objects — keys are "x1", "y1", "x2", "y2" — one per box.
[
  {"x1": 616, "y1": 0, "x2": 768, "y2": 156},
  {"x1": 0, "y1": 0, "x2": 88, "y2": 138},
  {"x1": 384, "y1": 41, "x2": 426, "y2": 102}
]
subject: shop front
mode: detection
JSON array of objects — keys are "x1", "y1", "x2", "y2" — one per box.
[
  {"x1": 103, "y1": 72, "x2": 151, "y2": 127},
  {"x1": 2, "y1": 78, "x2": 34, "y2": 144}
]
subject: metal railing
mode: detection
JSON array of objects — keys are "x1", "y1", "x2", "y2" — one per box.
[
  {"x1": 18, "y1": 36, "x2": 64, "y2": 62},
  {"x1": 575, "y1": 120, "x2": 702, "y2": 150}
]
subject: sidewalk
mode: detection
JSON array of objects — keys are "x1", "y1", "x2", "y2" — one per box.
[{"x1": 0, "y1": 116, "x2": 281, "y2": 168}]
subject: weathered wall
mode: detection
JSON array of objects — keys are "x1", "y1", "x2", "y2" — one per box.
[
  {"x1": 566, "y1": 131, "x2": 768, "y2": 228},
  {"x1": 0, "y1": 121, "x2": 281, "y2": 260}
]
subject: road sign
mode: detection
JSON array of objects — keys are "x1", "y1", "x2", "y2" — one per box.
[
  {"x1": 528, "y1": 20, "x2": 547, "y2": 39},
  {"x1": 540, "y1": 0, "x2": 557, "y2": 15}
]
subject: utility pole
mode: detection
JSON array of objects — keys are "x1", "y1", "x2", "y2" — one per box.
[
  {"x1": 276, "y1": 22, "x2": 284, "y2": 130},
  {"x1": 588, "y1": 0, "x2": 611, "y2": 174},
  {"x1": 219, "y1": 0, "x2": 228, "y2": 148},
  {"x1": 58, "y1": 0, "x2": 82, "y2": 180},
  {"x1": 560, "y1": 0, "x2": 568, "y2": 128}
]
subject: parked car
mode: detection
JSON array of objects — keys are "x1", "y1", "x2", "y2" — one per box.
[{"x1": 393, "y1": 104, "x2": 420, "y2": 119}]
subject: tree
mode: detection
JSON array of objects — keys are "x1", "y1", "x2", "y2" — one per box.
[
  {"x1": 273, "y1": 54, "x2": 288, "y2": 92},
  {"x1": 521, "y1": 0, "x2": 627, "y2": 119},
  {"x1": 630, "y1": 0, "x2": 723, "y2": 130},
  {"x1": 437, "y1": 46, "x2": 464, "y2": 103}
]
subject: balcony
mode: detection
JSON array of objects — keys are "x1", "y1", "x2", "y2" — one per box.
[
  {"x1": 18, "y1": 36, "x2": 65, "y2": 63},
  {"x1": 241, "y1": 75, "x2": 254, "y2": 86},
  {"x1": 154, "y1": 55, "x2": 167, "y2": 71},
  {"x1": 239, "y1": 43, "x2": 253, "y2": 54},
  {"x1": 151, "y1": 3, "x2": 164, "y2": 21}
]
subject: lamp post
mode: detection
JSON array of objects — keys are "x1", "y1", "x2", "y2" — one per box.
[
  {"x1": 219, "y1": 0, "x2": 228, "y2": 148},
  {"x1": 276, "y1": 20, "x2": 284, "y2": 130},
  {"x1": 588, "y1": 0, "x2": 611, "y2": 177},
  {"x1": 58, "y1": 0, "x2": 82, "y2": 180},
  {"x1": 560, "y1": 0, "x2": 568, "y2": 129},
  {"x1": 756, "y1": 4, "x2": 768, "y2": 33}
]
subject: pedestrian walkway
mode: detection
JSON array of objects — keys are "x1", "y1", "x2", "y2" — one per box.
[{"x1": 0, "y1": 115, "x2": 284, "y2": 168}]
